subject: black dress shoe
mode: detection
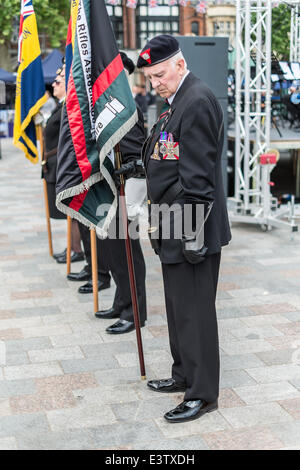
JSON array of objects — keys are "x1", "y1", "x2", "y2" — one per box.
[
  {"x1": 95, "y1": 308, "x2": 120, "y2": 319},
  {"x1": 78, "y1": 280, "x2": 111, "y2": 294},
  {"x1": 164, "y1": 399, "x2": 218, "y2": 423},
  {"x1": 106, "y1": 319, "x2": 145, "y2": 335},
  {"x1": 56, "y1": 251, "x2": 85, "y2": 264},
  {"x1": 147, "y1": 378, "x2": 186, "y2": 393},
  {"x1": 53, "y1": 248, "x2": 67, "y2": 260},
  {"x1": 67, "y1": 266, "x2": 91, "y2": 282}
]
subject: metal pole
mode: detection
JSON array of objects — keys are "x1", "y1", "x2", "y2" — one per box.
[
  {"x1": 234, "y1": 0, "x2": 242, "y2": 202},
  {"x1": 263, "y1": 0, "x2": 272, "y2": 221},
  {"x1": 114, "y1": 143, "x2": 146, "y2": 380},
  {"x1": 90, "y1": 228, "x2": 99, "y2": 313},
  {"x1": 67, "y1": 216, "x2": 72, "y2": 274},
  {"x1": 38, "y1": 125, "x2": 53, "y2": 257},
  {"x1": 244, "y1": 0, "x2": 251, "y2": 212}
]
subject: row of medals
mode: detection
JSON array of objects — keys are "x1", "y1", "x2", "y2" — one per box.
[{"x1": 152, "y1": 132, "x2": 179, "y2": 161}]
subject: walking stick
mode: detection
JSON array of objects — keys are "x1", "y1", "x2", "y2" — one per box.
[
  {"x1": 37, "y1": 125, "x2": 53, "y2": 257},
  {"x1": 90, "y1": 228, "x2": 99, "y2": 313},
  {"x1": 66, "y1": 216, "x2": 72, "y2": 275},
  {"x1": 114, "y1": 144, "x2": 146, "y2": 380}
]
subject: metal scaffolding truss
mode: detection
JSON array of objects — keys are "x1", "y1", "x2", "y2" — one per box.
[
  {"x1": 230, "y1": 0, "x2": 299, "y2": 232},
  {"x1": 290, "y1": 1, "x2": 300, "y2": 62}
]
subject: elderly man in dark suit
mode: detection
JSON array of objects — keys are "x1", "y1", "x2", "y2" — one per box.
[{"x1": 134, "y1": 35, "x2": 231, "y2": 423}]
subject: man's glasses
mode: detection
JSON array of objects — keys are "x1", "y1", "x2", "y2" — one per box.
[{"x1": 53, "y1": 79, "x2": 62, "y2": 85}]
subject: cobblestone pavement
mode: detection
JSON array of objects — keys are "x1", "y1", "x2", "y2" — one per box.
[{"x1": 0, "y1": 138, "x2": 300, "y2": 450}]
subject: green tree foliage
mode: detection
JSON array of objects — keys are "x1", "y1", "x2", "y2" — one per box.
[
  {"x1": 0, "y1": 0, "x2": 70, "y2": 48},
  {"x1": 272, "y1": 3, "x2": 292, "y2": 61}
]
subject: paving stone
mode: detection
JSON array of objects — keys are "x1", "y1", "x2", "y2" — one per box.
[
  {"x1": 242, "y1": 314, "x2": 291, "y2": 327},
  {"x1": 28, "y1": 347, "x2": 84, "y2": 363},
  {"x1": 0, "y1": 379, "x2": 36, "y2": 398},
  {"x1": 73, "y1": 385, "x2": 140, "y2": 406},
  {"x1": 0, "y1": 329, "x2": 23, "y2": 341},
  {"x1": 282, "y1": 311, "x2": 300, "y2": 322},
  {"x1": 47, "y1": 402, "x2": 116, "y2": 431},
  {"x1": 16, "y1": 430, "x2": 94, "y2": 450},
  {"x1": 220, "y1": 370, "x2": 257, "y2": 389},
  {"x1": 14, "y1": 306, "x2": 61, "y2": 318},
  {"x1": 90, "y1": 421, "x2": 163, "y2": 447},
  {"x1": 0, "y1": 399, "x2": 12, "y2": 417},
  {"x1": 218, "y1": 388, "x2": 246, "y2": 408},
  {"x1": 221, "y1": 339, "x2": 274, "y2": 356},
  {"x1": 95, "y1": 367, "x2": 142, "y2": 386},
  {"x1": 115, "y1": 350, "x2": 172, "y2": 368},
  {"x1": 0, "y1": 437, "x2": 18, "y2": 450},
  {"x1": 246, "y1": 365, "x2": 300, "y2": 384},
  {"x1": 290, "y1": 377, "x2": 300, "y2": 390},
  {"x1": 233, "y1": 382, "x2": 300, "y2": 405},
  {"x1": 5, "y1": 352, "x2": 29, "y2": 366},
  {"x1": 61, "y1": 356, "x2": 119, "y2": 374},
  {"x1": 278, "y1": 398, "x2": 300, "y2": 419},
  {"x1": 270, "y1": 422, "x2": 300, "y2": 447},
  {"x1": 111, "y1": 396, "x2": 177, "y2": 422},
  {"x1": 249, "y1": 303, "x2": 298, "y2": 315},
  {"x1": 22, "y1": 324, "x2": 73, "y2": 338},
  {"x1": 50, "y1": 332, "x2": 103, "y2": 348},
  {"x1": 220, "y1": 354, "x2": 265, "y2": 371},
  {"x1": 81, "y1": 341, "x2": 135, "y2": 358},
  {"x1": 202, "y1": 426, "x2": 284, "y2": 450},
  {"x1": 0, "y1": 413, "x2": 50, "y2": 438},
  {"x1": 5, "y1": 337, "x2": 52, "y2": 354},
  {"x1": 137, "y1": 437, "x2": 209, "y2": 451},
  {"x1": 257, "y1": 349, "x2": 296, "y2": 366},
  {"x1": 4, "y1": 363, "x2": 63, "y2": 380},
  {"x1": 220, "y1": 403, "x2": 293, "y2": 429}
]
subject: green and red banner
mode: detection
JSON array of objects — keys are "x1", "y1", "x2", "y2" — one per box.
[{"x1": 56, "y1": 0, "x2": 137, "y2": 236}]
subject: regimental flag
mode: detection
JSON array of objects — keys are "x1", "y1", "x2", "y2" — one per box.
[
  {"x1": 13, "y1": 0, "x2": 47, "y2": 163},
  {"x1": 65, "y1": 0, "x2": 80, "y2": 88},
  {"x1": 56, "y1": 0, "x2": 137, "y2": 236}
]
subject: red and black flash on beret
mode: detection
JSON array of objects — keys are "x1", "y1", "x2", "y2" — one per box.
[{"x1": 137, "y1": 34, "x2": 180, "y2": 69}]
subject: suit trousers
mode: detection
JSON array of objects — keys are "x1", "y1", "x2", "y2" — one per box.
[
  {"x1": 161, "y1": 252, "x2": 221, "y2": 403},
  {"x1": 98, "y1": 234, "x2": 147, "y2": 324}
]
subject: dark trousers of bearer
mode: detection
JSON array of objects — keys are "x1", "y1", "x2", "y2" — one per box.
[
  {"x1": 79, "y1": 220, "x2": 147, "y2": 324},
  {"x1": 98, "y1": 234, "x2": 147, "y2": 325},
  {"x1": 78, "y1": 223, "x2": 111, "y2": 285},
  {"x1": 162, "y1": 252, "x2": 221, "y2": 403}
]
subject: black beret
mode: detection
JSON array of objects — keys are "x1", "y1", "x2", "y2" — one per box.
[
  {"x1": 120, "y1": 51, "x2": 135, "y2": 75},
  {"x1": 137, "y1": 34, "x2": 180, "y2": 69}
]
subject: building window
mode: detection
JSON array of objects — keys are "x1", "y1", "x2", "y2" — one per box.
[
  {"x1": 191, "y1": 21, "x2": 199, "y2": 36},
  {"x1": 136, "y1": 3, "x2": 180, "y2": 48}
]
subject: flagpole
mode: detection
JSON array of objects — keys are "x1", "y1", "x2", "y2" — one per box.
[
  {"x1": 66, "y1": 216, "x2": 72, "y2": 274},
  {"x1": 90, "y1": 228, "x2": 99, "y2": 313},
  {"x1": 114, "y1": 144, "x2": 146, "y2": 380},
  {"x1": 37, "y1": 125, "x2": 53, "y2": 257}
]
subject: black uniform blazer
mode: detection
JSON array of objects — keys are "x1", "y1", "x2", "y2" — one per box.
[
  {"x1": 142, "y1": 72, "x2": 231, "y2": 264},
  {"x1": 120, "y1": 106, "x2": 146, "y2": 164},
  {"x1": 44, "y1": 101, "x2": 63, "y2": 184}
]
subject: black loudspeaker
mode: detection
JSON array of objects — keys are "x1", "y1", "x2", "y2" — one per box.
[{"x1": 176, "y1": 36, "x2": 229, "y2": 194}]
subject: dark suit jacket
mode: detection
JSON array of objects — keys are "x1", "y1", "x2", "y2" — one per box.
[
  {"x1": 44, "y1": 101, "x2": 63, "y2": 184},
  {"x1": 142, "y1": 72, "x2": 231, "y2": 264},
  {"x1": 120, "y1": 106, "x2": 146, "y2": 164}
]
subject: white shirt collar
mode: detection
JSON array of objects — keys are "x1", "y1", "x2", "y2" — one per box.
[{"x1": 167, "y1": 70, "x2": 190, "y2": 105}]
